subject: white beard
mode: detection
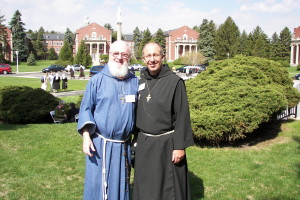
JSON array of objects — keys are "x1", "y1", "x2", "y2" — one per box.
[{"x1": 108, "y1": 61, "x2": 129, "y2": 78}]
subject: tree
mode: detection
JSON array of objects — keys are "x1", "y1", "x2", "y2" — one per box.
[
  {"x1": 58, "y1": 40, "x2": 73, "y2": 62},
  {"x1": 27, "y1": 53, "x2": 36, "y2": 66},
  {"x1": 153, "y1": 28, "x2": 166, "y2": 55},
  {"x1": 270, "y1": 32, "x2": 281, "y2": 60},
  {"x1": 197, "y1": 19, "x2": 216, "y2": 62},
  {"x1": 48, "y1": 47, "x2": 58, "y2": 60},
  {"x1": 74, "y1": 40, "x2": 92, "y2": 67},
  {"x1": 236, "y1": 30, "x2": 248, "y2": 55},
  {"x1": 0, "y1": 13, "x2": 7, "y2": 62},
  {"x1": 137, "y1": 28, "x2": 152, "y2": 59},
  {"x1": 35, "y1": 27, "x2": 47, "y2": 59},
  {"x1": 193, "y1": 25, "x2": 200, "y2": 33},
  {"x1": 104, "y1": 23, "x2": 113, "y2": 30},
  {"x1": 9, "y1": 10, "x2": 28, "y2": 61},
  {"x1": 64, "y1": 28, "x2": 74, "y2": 48},
  {"x1": 181, "y1": 51, "x2": 206, "y2": 66},
  {"x1": 250, "y1": 26, "x2": 270, "y2": 58},
  {"x1": 0, "y1": 13, "x2": 6, "y2": 43},
  {"x1": 215, "y1": 16, "x2": 240, "y2": 59},
  {"x1": 278, "y1": 27, "x2": 291, "y2": 61},
  {"x1": 133, "y1": 27, "x2": 142, "y2": 59}
]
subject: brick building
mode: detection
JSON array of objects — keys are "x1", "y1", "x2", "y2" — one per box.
[
  {"x1": 75, "y1": 22, "x2": 112, "y2": 65},
  {"x1": 165, "y1": 26, "x2": 199, "y2": 61},
  {"x1": 43, "y1": 33, "x2": 64, "y2": 55},
  {"x1": 0, "y1": 27, "x2": 12, "y2": 61},
  {"x1": 291, "y1": 26, "x2": 300, "y2": 66}
]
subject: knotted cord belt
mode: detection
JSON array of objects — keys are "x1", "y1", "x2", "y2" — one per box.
[
  {"x1": 141, "y1": 130, "x2": 174, "y2": 137},
  {"x1": 96, "y1": 133, "x2": 131, "y2": 200}
]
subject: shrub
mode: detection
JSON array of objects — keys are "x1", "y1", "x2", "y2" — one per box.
[
  {"x1": 0, "y1": 86, "x2": 59, "y2": 124},
  {"x1": 27, "y1": 53, "x2": 36, "y2": 66},
  {"x1": 173, "y1": 57, "x2": 182, "y2": 65},
  {"x1": 186, "y1": 55, "x2": 300, "y2": 144}
]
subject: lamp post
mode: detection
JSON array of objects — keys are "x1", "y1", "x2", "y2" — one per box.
[{"x1": 15, "y1": 50, "x2": 19, "y2": 73}]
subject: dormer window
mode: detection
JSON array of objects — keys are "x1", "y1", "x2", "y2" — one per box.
[{"x1": 92, "y1": 32, "x2": 97, "y2": 39}]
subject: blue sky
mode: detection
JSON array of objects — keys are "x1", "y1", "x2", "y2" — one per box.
[{"x1": 1, "y1": 0, "x2": 299, "y2": 37}]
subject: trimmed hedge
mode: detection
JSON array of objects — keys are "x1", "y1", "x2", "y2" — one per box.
[
  {"x1": 186, "y1": 55, "x2": 300, "y2": 143},
  {"x1": 0, "y1": 86, "x2": 59, "y2": 124}
]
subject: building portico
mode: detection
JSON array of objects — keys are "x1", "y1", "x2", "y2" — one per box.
[{"x1": 290, "y1": 26, "x2": 300, "y2": 66}]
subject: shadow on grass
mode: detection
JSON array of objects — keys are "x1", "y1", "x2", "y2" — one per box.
[
  {"x1": 292, "y1": 135, "x2": 300, "y2": 179},
  {"x1": 194, "y1": 120, "x2": 296, "y2": 148},
  {"x1": 189, "y1": 171, "x2": 204, "y2": 200}
]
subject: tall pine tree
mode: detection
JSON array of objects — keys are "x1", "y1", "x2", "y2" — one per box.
[
  {"x1": 270, "y1": 32, "x2": 281, "y2": 60},
  {"x1": 74, "y1": 40, "x2": 92, "y2": 67},
  {"x1": 197, "y1": 19, "x2": 216, "y2": 62},
  {"x1": 133, "y1": 27, "x2": 142, "y2": 59},
  {"x1": 0, "y1": 13, "x2": 7, "y2": 62},
  {"x1": 215, "y1": 16, "x2": 240, "y2": 59},
  {"x1": 137, "y1": 28, "x2": 152, "y2": 59},
  {"x1": 250, "y1": 26, "x2": 270, "y2": 58},
  {"x1": 64, "y1": 28, "x2": 74, "y2": 50},
  {"x1": 153, "y1": 28, "x2": 166, "y2": 55},
  {"x1": 35, "y1": 27, "x2": 47, "y2": 59},
  {"x1": 236, "y1": 30, "x2": 248, "y2": 55},
  {"x1": 9, "y1": 10, "x2": 28, "y2": 61},
  {"x1": 59, "y1": 40, "x2": 73, "y2": 62},
  {"x1": 278, "y1": 27, "x2": 291, "y2": 61}
]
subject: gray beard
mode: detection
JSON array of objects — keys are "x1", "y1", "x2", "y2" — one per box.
[{"x1": 108, "y1": 61, "x2": 129, "y2": 78}]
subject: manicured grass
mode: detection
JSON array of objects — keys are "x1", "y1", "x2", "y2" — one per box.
[
  {"x1": 10, "y1": 60, "x2": 54, "y2": 72},
  {"x1": 0, "y1": 77, "x2": 88, "y2": 91},
  {"x1": 1, "y1": 120, "x2": 299, "y2": 199},
  {"x1": 287, "y1": 66, "x2": 300, "y2": 75}
]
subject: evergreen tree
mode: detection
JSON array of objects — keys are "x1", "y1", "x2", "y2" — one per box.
[
  {"x1": 153, "y1": 28, "x2": 166, "y2": 55},
  {"x1": 270, "y1": 32, "x2": 281, "y2": 60},
  {"x1": 104, "y1": 23, "x2": 113, "y2": 30},
  {"x1": 64, "y1": 28, "x2": 74, "y2": 48},
  {"x1": 0, "y1": 13, "x2": 7, "y2": 62},
  {"x1": 278, "y1": 27, "x2": 291, "y2": 61},
  {"x1": 74, "y1": 40, "x2": 92, "y2": 67},
  {"x1": 35, "y1": 27, "x2": 47, "y2": 59},
  {"x1": 27, "y1": 53, "x2": 36, "y2": 66},
  {"x1": 197, "y1": 19, "x2": 216, "y2": 62},
  {"x1": 9, "y1": 10, "x2": 29, "y2": 61},
  {"x1": 133, "y1": 27, "x2": 142, "y2": 59},
  {"x1": 48, "y1": 47, "x2": 58, "y2": 60},
  {"x1": 137, "y1": 28, "x2": 152, "y2": 59},
  {"x1": 59, "y1": 40, "x2": 73, "y2": 61},
  {"x1": 193, "y1": 25, "x2": 200, "y2": 33},
  {"x1": 236, "y1": 30, "x2": 248, "y2": 55},
  {"x1": 250, "y1": 26, "x2": 270, "y2": 58},
  {"x1": 215, "y1": 16, "x2": 240, "y2": 59}
]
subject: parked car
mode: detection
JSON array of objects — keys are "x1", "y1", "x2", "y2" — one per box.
[
  {"x1": 65, "y1": 64, "x2": 86, "y2": 72},
  {"x1": 42, "y1": 65, "x2": 65, "y2": 73},
  {"x1": 0, "y1": 64, "x2": 12, "y2": 74},
  {"x1": 129, "y1": 64, "x2": 144, "y2": 71},
  {"x1": 294, "y1": 73, "x2": 300, "y2": 80},
  {"x1": 195, "y1": 64, "x2": 207, "y2": 72},
  {"x1": 90, "y1": 65, "x2": 105, "y2": 76}
]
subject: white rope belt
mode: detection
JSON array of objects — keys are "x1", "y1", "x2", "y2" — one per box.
[
  {"x1": 141, "y1": 130, "x2": 174, "y2": 137},
  {"x1": 96, "y1": 133, "x2": 131, "y2": 200}
]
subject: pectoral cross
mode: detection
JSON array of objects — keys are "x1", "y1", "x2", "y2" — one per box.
[
  {"x1": 120, "y1": 95, "x2": 125, "y2": 104},
  {"x1": 146, "y1": 94, "x2": 151, "y2": 102}
]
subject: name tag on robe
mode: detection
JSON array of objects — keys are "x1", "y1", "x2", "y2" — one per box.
[
  {"x1": 138, "y1": 83, "x2": 145, "y2": 91},
  {"x1": 125, "y1": 95, "x2": 136, "y2": 102}
]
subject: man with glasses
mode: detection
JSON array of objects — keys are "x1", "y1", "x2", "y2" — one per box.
[
  {"x1": 133, "y1": 42, "x2": 194, "y2": 200},
  {"x1": 77, "y1": 40, "x2": 138, "y2": 200}
]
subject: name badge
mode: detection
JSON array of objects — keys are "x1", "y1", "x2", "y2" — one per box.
[
  {"x1": 138, "y1": 83, "x2": 145, "y2": 91},
  {"x1": 125, "y1": 95, "x2": 136, "y2": 102}
]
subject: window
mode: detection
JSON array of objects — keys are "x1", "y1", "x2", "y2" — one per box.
[
  {"x1": 92, "y1": 32, "x2": 97, "y2": 39},
  {"x1": 182, "y1": 34, "x2": 188, "y2": 41}
]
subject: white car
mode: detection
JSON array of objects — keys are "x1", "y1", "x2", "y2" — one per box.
[
  {"x1": 65, "y1": 64, "x2": 85, "y2": 72},
  {"x1": 129, "y1": 64, "x2": 144, "y2": 71}
]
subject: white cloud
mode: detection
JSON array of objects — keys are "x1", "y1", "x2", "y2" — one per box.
[{"x1": 240, "y1": 0, "x2": 300, "y2": 13}]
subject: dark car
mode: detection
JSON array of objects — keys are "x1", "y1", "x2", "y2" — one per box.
[
  {"x1": 0, "y1": 64, "x2": 12, "y2": 74},
  {"x1": 294, "y1": 74, "x2": 300, "y2": 80},
  {"x1": 42, "y1": 65, "x2": 65, "y2": 73},
  {"x1": 90, "y1": 65, "x2": 105, "y2": 76}
]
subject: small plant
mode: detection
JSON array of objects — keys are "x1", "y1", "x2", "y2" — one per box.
[{"x1": 27, "y1": 53, "x2": 36, "y2": 66}]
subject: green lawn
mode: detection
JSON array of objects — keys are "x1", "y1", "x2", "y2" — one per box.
[
  {"x1": 0, "y1": 120, "x2": 299, "y2": 199},
  {"x1": 10, "y1": 60, "x2": 54, "y2": 72}
]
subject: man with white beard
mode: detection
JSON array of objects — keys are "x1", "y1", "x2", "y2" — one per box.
[{"x1": 77, "y1": 40, "x2": 138, "y2": 200}]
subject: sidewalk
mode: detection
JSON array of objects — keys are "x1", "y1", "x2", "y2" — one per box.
[{"x1": 51, "y1": 90, "x2": 85, "y2": 97}]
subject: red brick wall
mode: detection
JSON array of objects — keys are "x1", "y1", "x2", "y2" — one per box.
[{"x1": 294, "y1": 26, "x2": 300, "y2": 39}]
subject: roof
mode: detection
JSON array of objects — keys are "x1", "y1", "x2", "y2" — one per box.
[{"x1": 43, "y1": 33, "x2": 65, "y2": 40}]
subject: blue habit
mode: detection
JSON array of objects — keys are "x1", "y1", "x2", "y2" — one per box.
[{"x1": 77, "y1": 65, "x2": 138, "y2": 200}]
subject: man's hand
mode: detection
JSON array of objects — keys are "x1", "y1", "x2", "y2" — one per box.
[
  {"x1": 172, "y1": 149, "x2": 185, "y2": 164},
  {"x1": 82, "y1": 131, "x2": 95, "y2": 157}
]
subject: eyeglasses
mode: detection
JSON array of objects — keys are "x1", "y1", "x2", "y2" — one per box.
[
  {"x1": 144, "y1": 54, "x2": 162, "y2": 60},
  {"x1": 110, "y1": 52, "x2": 130, "y2": 59}
]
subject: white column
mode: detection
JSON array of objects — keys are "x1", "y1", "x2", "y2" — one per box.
[
  {"x1": 168, "y1": 36, "x2": 172, "y2": 61},
  {"x1": 104, "y1": 43, "x2": 107, "y2": 54},
  {"x1": 296, "y1": 44, "x2": 299, "y2": 65},
  {"x1": 89, "y1": 43, "x2": 92, "y2": 55},
  {"x1": 290, "y1": 44, "x2": 294, "y2": 65},
  {"x1": 183, "y1": 45, "x2": 186, "y2": 56}
]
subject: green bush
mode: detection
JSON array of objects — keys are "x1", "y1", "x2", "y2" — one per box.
[
  {"x1": 0, "y1": 86, "x2": 59, "y2": 124},
  {"x1": 27, "y1": 53, "x2": 36, "y2": 66},
  {"x1": 173, "y1": 57, "x2": 182, "y2": 65},
  {"x1": 186, "y1": 55, "x2": 300, "y2": 143}
]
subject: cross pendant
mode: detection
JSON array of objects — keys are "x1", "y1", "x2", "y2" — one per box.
[
  {"x1": 120, "y1": 95, "x2": 125, "y2": 104},
  {"x1": 146, "y1": 94, "x2": 151, "y2": 102}
]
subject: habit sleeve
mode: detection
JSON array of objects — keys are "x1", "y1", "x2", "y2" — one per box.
[
  {"x1": 172, "y1": 79, "x2": 194, "y2": 149},
  {"x1": 77, "y1": 78, "x2": 98, "y2": 135}
]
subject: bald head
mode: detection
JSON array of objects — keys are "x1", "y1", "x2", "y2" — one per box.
[{"x1": 109, "y1": 40, "x2": 132, "y2": 56}]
